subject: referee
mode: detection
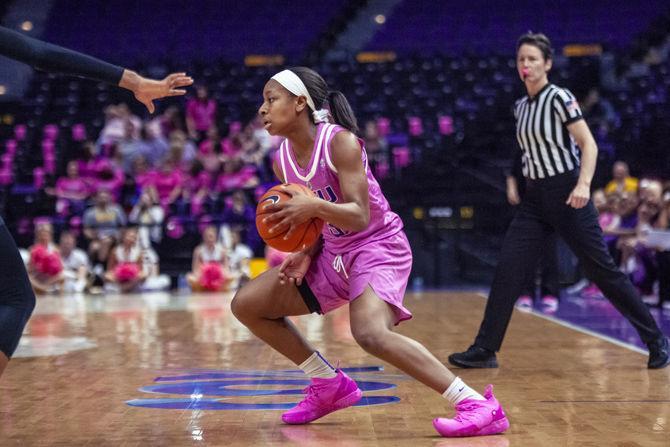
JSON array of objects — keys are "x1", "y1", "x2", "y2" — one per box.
[{"x1": 449, "y1": 32, "x2": 669, "y2": 369}]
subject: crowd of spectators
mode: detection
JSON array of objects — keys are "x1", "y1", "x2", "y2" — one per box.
[
  {"x1": 586, "y1": 161, "x2": 670, "y2": 309},
  {"x1": 10, "y1": 81, "x2": 281, "y2": 295},
  {"x1": 1, "y1": 12, "x2": 669, "y2": 300}
]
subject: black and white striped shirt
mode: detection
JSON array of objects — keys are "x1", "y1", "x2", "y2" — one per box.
[{"x1": 514, "y1": 83, "x2": 583, "y2": 180}]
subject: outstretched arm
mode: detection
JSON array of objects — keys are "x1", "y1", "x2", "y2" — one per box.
[{"x1": 0, "y1": 26, "x2": 192, "y2": 112}]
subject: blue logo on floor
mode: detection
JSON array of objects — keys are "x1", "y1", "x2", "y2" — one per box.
[{"x1": 127, "y1": 366, "x2": 402, "y2": 410}]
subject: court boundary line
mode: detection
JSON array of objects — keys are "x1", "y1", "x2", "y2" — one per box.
[{"x1": 474, "y1": 292, "x2": 648, "y2": 355}]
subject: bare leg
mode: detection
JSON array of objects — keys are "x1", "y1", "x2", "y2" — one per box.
[
  {"x1": 231, "y1": 267, "x2": 316, "y2": 365},
  {"x1": 0, "y1": 352, "x2": 8, "y2": 377},
  {"x1": 349, "y1": 287, "x2": 456, "y2": 393}
]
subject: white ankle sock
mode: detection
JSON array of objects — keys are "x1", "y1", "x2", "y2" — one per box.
[
  {"x1": 299, "y1": 351, "x2": 337, "y2": 379},
  {"x1": 442, "y1": 377, "x2": 485, "y2": 405}
]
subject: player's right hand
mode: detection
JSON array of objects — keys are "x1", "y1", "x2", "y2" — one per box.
[{"x1": 278, "y1": 251, "x2": 311, "y2": 286}]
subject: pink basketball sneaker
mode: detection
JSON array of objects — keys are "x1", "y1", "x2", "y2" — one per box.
[
  {"x1": 433, "y1": 385, "x2": 509, "y2": 437},
  {"x1": 282, "y1": 370, "x2": 363, "y2": 424}
]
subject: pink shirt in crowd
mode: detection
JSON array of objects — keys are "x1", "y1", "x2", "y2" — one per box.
[
  {"x1": 186, "y1": 99, "x2": 217, "y2": 132},
  {"x1": 55, "y1": 177, "x2": 89, "y2": 198},
  {"x1": 216, "y1": 166, "x2": 257, "y2": 193},
  {"x1": 186, "y1": 171, "x2": 216, "y2": 193},
  {"x1": 146, "y1": 169, "x2": 184, "y2": 203}
]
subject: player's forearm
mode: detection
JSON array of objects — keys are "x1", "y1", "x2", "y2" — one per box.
[
  {"x1": 0, "y1": 26, "x2": 123, "y2": 84},
  {"x1": 577, "y1": 140, "x2": 597, "y2": 188},
  {"x1": 314, "y1": 200, "x2": 369, "y2": 232},
  {"x1": 118, "y1": 69, "x2": 141, "y2": 92}
]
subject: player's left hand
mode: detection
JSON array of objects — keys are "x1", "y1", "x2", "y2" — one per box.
[
  {"x1": 263, "y1": 185, "x2": 317, "y2": 240},
  {"x1": 133, "y1": 72, "x2": 194, "y2": 113},
  {"x1": 566, "y1": 182, "x2": 590, "y2": 209}
]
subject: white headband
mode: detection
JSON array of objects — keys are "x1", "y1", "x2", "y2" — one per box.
[{"x1": 271, "y1": 69, "x2": 330, "y2": 124}]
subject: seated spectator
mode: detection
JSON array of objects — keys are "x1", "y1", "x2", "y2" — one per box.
[
  {"x1": 139, "y1": 245, "x2": 171, "y2": 292},
  {"x1": 119, "y1": 121, "x2": 168, "y2": 171},
  {"x1": 140, "y1": 122, "x2": 169, "y2": 168},
  {"x1": 197, "y1": 125, "x2": 224, "y2": 173},
  {"x1": 84, "y1": 189, "x2": 127, "y2": 241},
  {"x1": 617, "y1": 179, "x2": 664, "y2": 303},
  {"x1": 128, "y1": 154, "x2": 155, "y2": 196},
  {"x1": 186, "y1": 85, "x2": 217, "y2": 142},
  {"x1": 594, "y1": 189, "x2": 620, "y2": 233},
  {"x1": 151, "y1": 105, "x2": 185, "y2": 138},
  {"x1": 184, "y1": 160, "x2": 217, "y2": 216},
  {"x1": 145, "y1": 159, "x2": 183, "y2": 210},
  {"x1": 605, "y1": 161, "x2": 638, "y2": 195},
  {"x1": 169, "y1": 129, "x2": 197, "y2": 165},
  {"x1": 128, "y1": 190, "x2": 164, "y2": 248},
  {"x1": 639, "y1": 177, "x2": 664, "y2": 204},
  {"x1": 27, "y1": 222, "x2": 64, "y2": 294},
  {"x1": 98, "y1": 103, "x2": 141, "y2": 147},
  {"x1": 216, "y1": 159, "x2": 259, "y2": 194},
  {"x1": 187, "y1": 225, "x2": 232, "y2": 292},
  {"x1": 238, "y1": 123, "x2": 265, "y2": 167},
  {"x1": 76, "y1": 140, "x2": 102, "y2": 178},
  {"x1": 193, "y1": 161, "x2": 225, "y2": 214},
  {"x1": 228, "y1": 227, "x2": 253, "y2": 289},
  {"x1": 105, "y1": 227, "x2": 163, "y2": 293},
  {"x1": 58, "y1": 231, "x2": 90, "y2": 294},
  {"x1": 222, "y1": 190, "x2": 256, "y2": 242},
  {"x1": 198, "y1": 125, "x2": 223, "y2": 157},
  {"x1": 221, "y1": 127, "x2": 243, "y2": 163},
  {"x1": 88, "y1": 159, "x2": 125, "y2": 202},
  {"x1": 84, "y1": 189, "x2": 127, "y2": 291},
  {"x1": 226, "y1": 190, "x2": 263, "y2": 251},
  {"x1": 50, "y1": 160, "x2": 90, "y2": 217}
]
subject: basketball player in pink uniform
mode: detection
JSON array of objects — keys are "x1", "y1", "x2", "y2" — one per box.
[{"x1": 231, "y1": 67, "x2": 509, "y2": 437}]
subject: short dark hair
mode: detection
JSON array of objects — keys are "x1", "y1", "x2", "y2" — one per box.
[{"x1": 516, "y1": 32, "x2": 554, "y2": 61}]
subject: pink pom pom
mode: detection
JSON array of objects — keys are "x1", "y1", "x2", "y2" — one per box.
[
  {"x1": 115, "y1": 262, "x2": 140, "y2": 283},
  {"x1": 30, "y1": 245, "x2": 49, "y2": 267},
  {"x1": 41, "y1": 252, "x2": 63, "y2": 276},
  {"x1": 200, "y1": 262, "x2": 226, "y2": 291}
]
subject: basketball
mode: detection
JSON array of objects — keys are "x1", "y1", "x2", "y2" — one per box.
[{"x1": 255, "y1": 183, "x2": 324, "y2": 252}]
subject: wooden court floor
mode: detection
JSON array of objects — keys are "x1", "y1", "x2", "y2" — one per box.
[{"x1": 1, "y1": 291, "x2": 668, "y2": 446}]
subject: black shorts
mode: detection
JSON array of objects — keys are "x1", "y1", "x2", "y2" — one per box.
[{"x1": 297, "y1": 280, "x2": 323, "y2": 314}]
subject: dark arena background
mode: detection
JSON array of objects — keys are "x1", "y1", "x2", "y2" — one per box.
[{"x1": 0, "y1": 1, "x2": 669, "y2": 445}]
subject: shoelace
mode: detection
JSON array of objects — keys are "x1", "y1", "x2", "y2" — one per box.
[
  {"x1": 298, "y1": 384, "x2": 323, "y2": 407},
  {"x1": 453, "y1": 401, "x2": 486, "y2": 423}
]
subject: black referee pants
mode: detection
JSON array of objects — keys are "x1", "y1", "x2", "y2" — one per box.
[{"x1": 474, "y1": 171, "x2": 663, "y2": 351}]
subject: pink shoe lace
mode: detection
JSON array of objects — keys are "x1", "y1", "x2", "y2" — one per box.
[
  {"x1": 453, "y1": 400, "x2": 487, "y2": 424},
  {"x1": 296, "y1": 384, "x2": 323, "y2": 408}
]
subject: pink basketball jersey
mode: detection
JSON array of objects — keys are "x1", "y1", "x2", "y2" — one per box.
[{"x1": 275, "y1": 123, "x2": 403, "y2": 252}]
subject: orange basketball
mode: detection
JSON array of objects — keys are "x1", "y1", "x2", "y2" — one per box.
[{"x1": 255, "y1": 183, "x2": 324, "y2": 252}]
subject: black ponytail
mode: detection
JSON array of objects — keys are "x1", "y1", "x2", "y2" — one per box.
[
  {"x1": 288, "y1": 66, "x2": 359, "y2": 134},
  {"x1": 327, "y1": 90, "x2": 359, "y2": 134}
]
